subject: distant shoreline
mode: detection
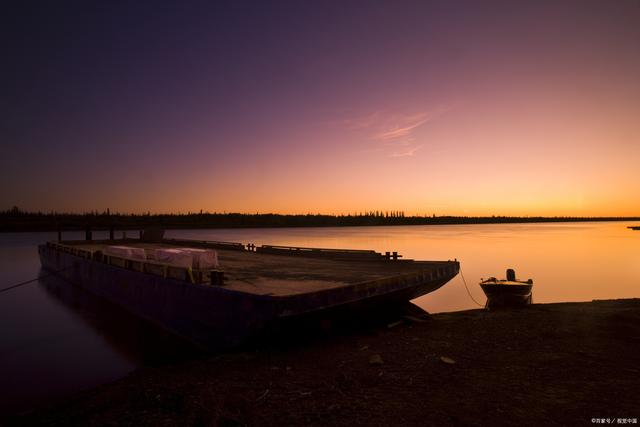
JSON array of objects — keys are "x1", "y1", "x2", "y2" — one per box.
[{"x1": 1, "y1": 210, "x2": 639, "y2": 232}]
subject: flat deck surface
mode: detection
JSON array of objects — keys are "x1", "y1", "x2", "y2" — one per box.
[{"x1": 66, "y1": 241, "x2": 453, "y2": 296}]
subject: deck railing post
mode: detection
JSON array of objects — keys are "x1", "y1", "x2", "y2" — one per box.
[{"x1": 210, "y1": 270, "x2": 225, "y2": 286}]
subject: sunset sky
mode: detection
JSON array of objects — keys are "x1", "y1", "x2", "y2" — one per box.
[{"x1": 2, "y1": 1, "x2": 639, "y2": 216}]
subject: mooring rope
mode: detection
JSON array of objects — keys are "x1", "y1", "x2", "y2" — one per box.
[
  {"x1": 0, "y1": 267, "x2": 72, "y2": 294},
  {"x1": 459, "y1": 267, "x2": 485, "y2": 308}
]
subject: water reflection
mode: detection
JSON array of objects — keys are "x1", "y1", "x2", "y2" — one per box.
[
  {"x1": 0, "y1": 263, "x2": 199, "y2": 416},
  {"x1": 168, "y1": 222, "x2": 640, "y2": 312},
  {"x1": 39, "y1": 273, "x2": 202, "y2": 366}
]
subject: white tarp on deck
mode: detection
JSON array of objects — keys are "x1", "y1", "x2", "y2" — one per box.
[
  {"x1": 104, "y1": 245, "x2": 146, "y2": 260},
  {"x1": 154, "y1": 248, "x2": 194, "y2": 268},
  {"x1": 177, "y1": 248, "x2": 218, "y2": 269}
]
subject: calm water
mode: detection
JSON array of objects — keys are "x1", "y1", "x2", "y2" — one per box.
[{"x1": 1, "y1": 222, "x2": 638, "y2": 414}]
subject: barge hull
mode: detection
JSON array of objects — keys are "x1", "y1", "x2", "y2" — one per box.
[
  {"x1": 39, "y1": 245, "x2": 277, "y2": 349},
  {"x1": 39, "y1": 243, "x2": 458, "y2": 350}
]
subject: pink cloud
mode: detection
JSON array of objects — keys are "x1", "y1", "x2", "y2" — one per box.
[
  {"x1": 373, "y1": 106, "x2": 452, "y2": 141},
  {"x1": 340, "y1": 105, "x2": 452, "y2": 159},
  {"x1": 390, "y1": 145, "x2": 423, "y2": 157},
  {"x1": 339, "y1": 111, "x2": 383, "y2": 130},
  {"x1": 374, "y1": 116, "x2": 431, "y2": 140}
]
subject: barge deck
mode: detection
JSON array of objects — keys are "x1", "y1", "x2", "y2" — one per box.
[{"x1": 39, "y1": 237, "x2": 459, "y2": 349}]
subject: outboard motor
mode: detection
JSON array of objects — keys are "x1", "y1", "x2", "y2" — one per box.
[{"x1": 506, "y1": 268, "x2": 516, "y2": 281}]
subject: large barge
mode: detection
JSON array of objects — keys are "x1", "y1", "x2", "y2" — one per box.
[{"x1": 39, "y1": 234, "x2": 459, "y2": 349}]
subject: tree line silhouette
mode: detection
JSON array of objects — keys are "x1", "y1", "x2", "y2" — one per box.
[{"x1": 1, "y1": 206, "x2": 638, "y2": 232}]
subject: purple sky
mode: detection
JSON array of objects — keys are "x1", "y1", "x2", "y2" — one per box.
[{"x1": 2, "y1": 1, "x2": 639, "y2": 215}]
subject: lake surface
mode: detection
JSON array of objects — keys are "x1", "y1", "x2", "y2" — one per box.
[{"x1": 1, "y1": 222, "x2": 638, "y2": 414}]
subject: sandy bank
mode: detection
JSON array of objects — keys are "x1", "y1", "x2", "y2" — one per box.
[{"x1": 10, "y1": 299, "x2": 640, "y2": 426}]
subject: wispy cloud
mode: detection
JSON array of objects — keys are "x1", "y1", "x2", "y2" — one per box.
[
  {"x1": 339, "y1": 105, "x2": 452, "y2": 158},
  {"x1": 339, "y1": 111, "x2": 382, "y2": 131},
  {"x1": 373, "y1": 113, "x2": 432, "y2": 141},
  {"x1": 390, "y1": 144, "x2": 423, "y2": 157}
]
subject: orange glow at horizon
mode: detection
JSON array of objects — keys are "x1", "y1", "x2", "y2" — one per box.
[{"x1": 3, "y1": 2, "x2": 639, "y2": 217}]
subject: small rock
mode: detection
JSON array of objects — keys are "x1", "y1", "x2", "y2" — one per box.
[
  {"x1": 403, "y1": 315, "x2": 429, "y2": 323},
  {"x1": 440, "y1": 356, "x2": 456, "y2": 365},
  {"x1": 369, "y1": 354, "x2": 384, "y2": 366},
  {"x1": 359, "y1": 345, "x2": 369, "y2": 351}
]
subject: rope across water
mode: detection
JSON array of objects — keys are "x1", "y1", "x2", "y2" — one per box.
[
  {"x1": 459, "y1": 267, "x2": 485, "y2": 308},
  {"x1": 0, "y1": 267, "x2": 72, "y2": 294}
]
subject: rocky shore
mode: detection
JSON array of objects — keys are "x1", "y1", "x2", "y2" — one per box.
[{"x1": 9, "y1": 299, "x2": 640, "y2": 427}]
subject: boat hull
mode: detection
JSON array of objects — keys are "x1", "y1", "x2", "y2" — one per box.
[
  {"x1": 480, "y1": 283, "x2": 533, "y2": 308},
  {"x1": 39, "y1": 244, "x2": 458, "y2": 350}
]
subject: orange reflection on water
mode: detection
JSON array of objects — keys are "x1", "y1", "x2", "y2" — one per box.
[{"x1": 170, "y1": 222, "x2": 640, "y2": 313}]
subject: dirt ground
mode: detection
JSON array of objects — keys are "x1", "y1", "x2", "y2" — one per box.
[{"x1": 8, "y1": 299, "x2": 640, "y2": 427}]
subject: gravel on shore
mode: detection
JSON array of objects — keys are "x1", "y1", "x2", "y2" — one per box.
[{"x1": 9, "y1": 299, "x2": 640, "y2": 427}]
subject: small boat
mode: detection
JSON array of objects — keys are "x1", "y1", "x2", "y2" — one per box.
[{"x1": 479, "y1": 269, "x2": 533, "y2": 309}]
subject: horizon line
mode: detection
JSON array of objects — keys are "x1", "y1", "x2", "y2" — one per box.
[{"x1": 2, "y1": 208, "x2": 640, "y2": 220}]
